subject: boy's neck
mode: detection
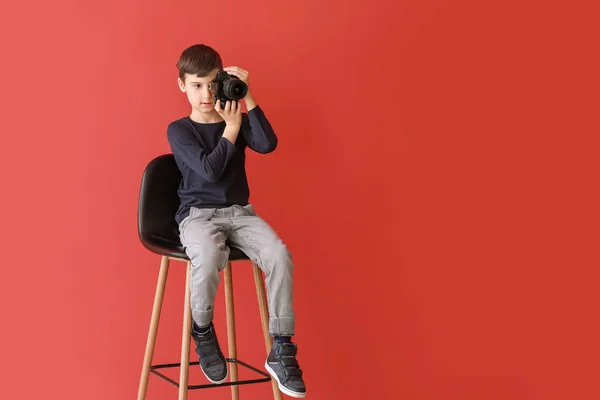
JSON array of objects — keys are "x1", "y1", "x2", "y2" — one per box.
[{"x1": 189, "y1": 109, "x2": 224, "y2": 124}]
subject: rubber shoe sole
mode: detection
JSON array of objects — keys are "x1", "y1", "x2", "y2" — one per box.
[{"x1": 265, "y1": 361, "x2": 307, "y2": 398}]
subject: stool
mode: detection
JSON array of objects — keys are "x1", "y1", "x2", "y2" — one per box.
[{"x1": 136, "y1": 154, "x2": 283, "y2": 400}]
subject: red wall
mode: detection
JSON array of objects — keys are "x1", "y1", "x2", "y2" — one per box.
[{"x1": 1, "y1": 0, "x2": 598, "y2": 399}]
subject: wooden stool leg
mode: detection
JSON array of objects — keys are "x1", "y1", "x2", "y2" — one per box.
[
  {"x1": 138, "y1": 255, "x2": 170, "y2": 400},
  {"x1": 224, "y1": 262, "x2": 239, "y2": 400},
  {"x1": 253, "y1": 263, "x2": 283, "y2": 400},
  {"x1": 178, "y1": 261, "x2": 193, "y2": 400}
]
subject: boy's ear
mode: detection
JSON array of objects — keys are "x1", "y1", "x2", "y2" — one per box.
[{"x1": 177, "y1": 77, "x2": 186, "y2": 92}]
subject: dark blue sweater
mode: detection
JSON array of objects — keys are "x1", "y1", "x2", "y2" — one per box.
[{"x1": 167, "y1": 106, "x2": 277, "y2": 225}]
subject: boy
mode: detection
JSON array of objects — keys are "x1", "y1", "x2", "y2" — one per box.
[{"x1": 166, "y1": 44, "x2": 306, "y2": 398}]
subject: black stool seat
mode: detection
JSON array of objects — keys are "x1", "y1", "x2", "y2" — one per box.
[
  {"x1": 138, "y1": 153, "x2": 249, "y2": 262},
  {"x1": 142, "y1": 235, "x2": 249, "y2": 261}
]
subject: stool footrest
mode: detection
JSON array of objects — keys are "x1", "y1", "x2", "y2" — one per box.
[{"x1": 149, "y1": 358, "x2": 271, "y2": 390}]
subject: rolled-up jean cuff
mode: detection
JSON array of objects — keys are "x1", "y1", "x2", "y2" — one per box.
[
  {"x1": 269, "y1": 317, "x2": 295, "y2": 337},
  {"x1": 192, "y1": 307, "x2": 213, "y2": 328}
]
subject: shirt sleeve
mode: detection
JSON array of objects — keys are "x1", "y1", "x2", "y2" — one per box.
[
  {"x1": 240, "y1": 105, "x2": 278, "y2": 154},
  {"x1": 167, "y1": 122, "x2": 237, "y2": 183}
]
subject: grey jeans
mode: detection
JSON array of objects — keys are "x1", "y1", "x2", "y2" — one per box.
[{"x1": 178, "y1": 204, "x2": 295, "y2": 336}]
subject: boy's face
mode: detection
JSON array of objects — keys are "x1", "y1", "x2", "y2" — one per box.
[{"x1": 177, "y1": 68, "x2": 219, "y2": 114}]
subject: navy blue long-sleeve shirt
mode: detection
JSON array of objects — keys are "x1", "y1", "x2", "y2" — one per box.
[{"x1": 167, "y1": 105, "x2": 277, "y2": 225}]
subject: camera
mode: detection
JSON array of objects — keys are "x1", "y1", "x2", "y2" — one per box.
[{"x1": 212, "y1": 71, "x2": 248, "y2": 107}]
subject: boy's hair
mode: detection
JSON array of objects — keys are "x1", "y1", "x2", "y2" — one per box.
[{"x1": 177, "y1": 44, "x2": 223, "y2": 82}]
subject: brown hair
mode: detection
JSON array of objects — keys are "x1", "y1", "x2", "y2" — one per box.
[{"x1": 176, "y1": 44, "x2": 223, "y2": 82}]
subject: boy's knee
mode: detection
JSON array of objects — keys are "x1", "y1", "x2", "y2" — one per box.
[{"x1": 262, "y1": 243, "x2": 293, "y2": 269}]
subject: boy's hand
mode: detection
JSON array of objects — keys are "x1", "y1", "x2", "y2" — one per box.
[
  {"x1": 215, "y1": 99, "x2": 242, "y2": 127},
  {"x1": 224, "y1": 66, "x2": 257, "y2": 111},
  {"x1": 223, "y1": 66, "x2": 250, "y2": 86}
]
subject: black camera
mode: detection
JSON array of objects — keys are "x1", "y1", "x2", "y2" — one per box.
[{"x1": 212, "y1": 71, "x2": 248, "y2": 107}]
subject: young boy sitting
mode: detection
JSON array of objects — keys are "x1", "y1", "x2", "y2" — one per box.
[{"x1": 166, "y1": 44, "x2": 306, "y2": 398}]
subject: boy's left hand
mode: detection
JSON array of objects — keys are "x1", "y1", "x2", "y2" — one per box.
[{"x1": 224, "y1": 66, "x2": 250, "y2": 87}]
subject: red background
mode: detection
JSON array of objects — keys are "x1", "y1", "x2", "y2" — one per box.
[{"x1": 1, "y1": 0, "x2": 599, "y2": 399}]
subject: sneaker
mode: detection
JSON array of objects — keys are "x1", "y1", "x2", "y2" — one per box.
[
  {"x1": 265, "y1": 341, "x2": 306, "y2": 398},
  {"x1": 191, "y1": 322, "x2": 228, "y2": 384}
]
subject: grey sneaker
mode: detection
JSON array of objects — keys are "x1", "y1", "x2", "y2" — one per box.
[
  {"x1": 191, "y1": 322, "x2": 228, "y2": 384},
  {"x1": 265, "y1": 341, "x2": 306, "y2": 398}
]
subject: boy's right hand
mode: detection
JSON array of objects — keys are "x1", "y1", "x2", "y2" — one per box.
[{"x1": 215, "y1": 100, "x2": 242, "y2": 127}]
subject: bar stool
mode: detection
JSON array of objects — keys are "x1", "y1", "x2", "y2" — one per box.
[{"x1": 136, "y1": 153, "x2": 284, "y2": 400}]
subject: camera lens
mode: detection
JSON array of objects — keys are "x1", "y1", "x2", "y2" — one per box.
[{"x1": 224, "y1": 79, "x2": 248, "y2": 100}]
